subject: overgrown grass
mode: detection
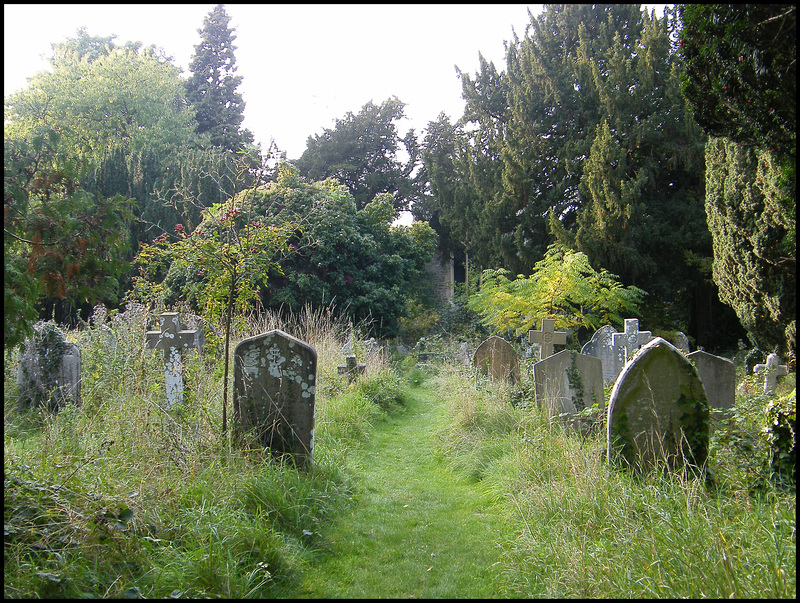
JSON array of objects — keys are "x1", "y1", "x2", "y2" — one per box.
[
  {"x1": 4, "y1": 305, "x2": 406, "y2": 598},
  {"x1": 431, "y1": 360, "x2": 796, "y2": 598}
]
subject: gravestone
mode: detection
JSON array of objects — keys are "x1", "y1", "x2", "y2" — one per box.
[
  {"x1": 754, "y1": 353, "x2": 789, "y2": 396},
  {"x1": 17, "y1": 322, "x2": 81, "y2": 411},
  {"x1": 607, "y1": 337, "x2": 709, "y2": 472},
  {"x1": 674, "y1": 331, "x2": 691, "y2": 354},
  {"x1": 145, "y1": 312, "x2": 202, "y2": 407},
  {"x1": 528, "y1": 318, "x2": 568, "y2": 360},
  {"x1": 612, "y1": 319, "x2": 653, "y2": 365},
  {"x1": 580, "y1": 325, "x2": 618, "y2": 383},
  {"x1": 233, "y1": 330, "x2": 317, "y2": 470},
  {"x1": 533, "y1": 350, "x2": 604, "y2": 420},
  {"x1": 472, "y1": 336, "x2": 521, "y2": 383},
  {"x1": 687, "y1": 351, "x2": 735, "y2": 412},
  {"x1": 338, "y1": 354, "x2": 366, "y2": 383}
]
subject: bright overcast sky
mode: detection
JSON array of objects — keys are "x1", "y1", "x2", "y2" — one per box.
[
  {"x1": 5, "y1": 4, "x2": 544, "y2": 160},
  {"x1": 5, "y1": 4, "x2": 669, "y2": 161}
]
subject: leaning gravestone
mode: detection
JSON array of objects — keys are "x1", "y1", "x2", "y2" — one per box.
[
  {"x1": 234, "y1": 330, "x2": 317, "y2": 470},
  {"x1": 607, "y1": 337, "x2": 709, "y2": 472},
  {"x1": 580, "y1": 325, "x2": 618, "y2": 383},
  {"x1": 673, "y1": 331, "x2": 691, "y2": 354},
  {"x1": 533, "y1": 350, "x2": 604, "y2": 420},
  {"x1": 472, "y1": 336, "x2": 521, "y2": 384},
  {"x1": 17, "y1": 321, "x2": 81, "y2": 411},
  {"x1": 687, "y1": 350, "x2": 735, "y2": 412}
]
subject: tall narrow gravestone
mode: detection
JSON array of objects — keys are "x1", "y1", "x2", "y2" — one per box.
[
  {"x1": 580, "y1": 325, "x2": 618, "y2": 383},
  {"x1": 17, "y1": 322, "x2": 81, "y2": 411},
  {"x1": 687, "y1": 351, "x2": 735, "y2": 412},
  {"x1": 472, "y1": 336, "x2": 521, "y2": 383},
  {"x1": 145, "y1": 312, "x2": 202, "y2": 407},
  {"x1": 533, "y1": 350, "x2": 604, "y2": 420},
  {"x1": 607, "y1": 338, "x2": 709, "y2": 472},
  {"x1": 233, "y1": 330, "x2": 317, "y2": 470}
]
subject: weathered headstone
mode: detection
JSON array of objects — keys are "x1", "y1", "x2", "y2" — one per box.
[
  {"x1": 17, "y1": 322, "x2": 81, "y2": 411},
  {"x1": 754, "y1": 353, "x2": 789, "y2": 396},
  {"x1": 611, "y1": 319, "x2": 653, "y2": 373},
  {"x1": 580, "y1": 325, "x2": 619, "y2": 383},
  {"x1": 233, "y1": 330, "x2": 317, "y2": 470},
  {"x1": 144, "y1": 312, "x2": 202, "y2": 407},
  {"x1": 472, "y1": 336, "x2": 521, "y2": 383},
  {"x1": 687, "y1": 350, "x2": 735, "y2": 412},
  {"x1": 673, "y1": 331, "x2": 691, "y2": 354},
  {"x1": 338, "y1": 354, "x2": 366, "y2": 383},
  {"x1": 533, "y1": 350, "x2": 604, "y2": 420},
  {"x1": 607, "y1": 337, "x2": 709, "y2": 472},
  {"x1": 527, "y1": 318, "x2": 568, "y2": 361}
]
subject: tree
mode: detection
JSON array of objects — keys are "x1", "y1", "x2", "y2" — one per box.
[
  {"x1": 703, "y1": 138, "x2": 795, "y2": 357},
  {"x1": 5, "y1": 34, "x2": 201, "y2": 248},
  {"x1": 185, "y1": 4, "x2": 254, "y2": 153},
  {"x1": 679, "y1": 4, "x2": 796, "y2": 160},
  {"x1": 679, "y1": 4, "x2": 796, "y2": 357},
  {"x1": 129, "y1": 158, "x2": 294, "y2": 434},
  {"x1": 467, "y1": 244, "x2": 646, "y2": 338},
  {"x1": 294, "y1": 97, "x2": 417, "y2": 212},
  {"x1": 4, "y1": 129, "x2": 134, "y2": 348}
]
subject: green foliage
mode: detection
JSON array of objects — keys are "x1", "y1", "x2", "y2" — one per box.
[
  {"x1": 468, "y1": 244, "x2": 645, "y2": 336},
  {"x1": 704, "y1": 138, "x2": 796, "y2": 357},
  {"x1": 762, "y1": 389, "x2": 796, "y2": 487},
  {"x1": 185, "y1": 4, "x2": 254, "y2": 153},
  {"x1": 4, "y1": 129, "x2": 134, "y2": 348},
  {"x1": 679, "y1": 4, "x2": 796, "y2": 160},
  {"x1": 294, "y1": 97, "x2": 418, "y2": 212}
]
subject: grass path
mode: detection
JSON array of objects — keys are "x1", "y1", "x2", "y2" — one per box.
[{"x1": 291, "y1": 382, "x2": 516, "y2": 598}]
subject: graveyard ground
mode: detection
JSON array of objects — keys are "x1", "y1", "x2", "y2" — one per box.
[{"x1": 3, "y1": 311, "x2": 797, "y2": 598}]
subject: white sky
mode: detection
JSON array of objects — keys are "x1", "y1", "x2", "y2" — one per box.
[{"x1": 4, "y1": 3, "x2": 544, "y2": 160}]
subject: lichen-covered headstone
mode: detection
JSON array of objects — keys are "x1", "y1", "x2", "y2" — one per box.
[
  {"x1": 17, "y1": 321, "x2": 81, "y2": 411},
  {"x1": 687, "y1": 350, "x2": 735, "y2": 412},
  {"x1": 145, "y1": 312, "x2": 202, "y2": 407},
  {"x1": 580, "y1": 325, "x2": 618, "y2": 383},
  {"x1": 472, "y1": 336, "x2": 520, "y2": 383},
  {"x1": 607, "y1": 337, "x2": 709, "y2": 472},
  {"x1": 234, "y1": 330, "x2": 317, "y2": 470},
  {"x1": 611, "y1": 319, "x2": 653, "y2": 368},
  {"x1": 673, "y1": 331, "x2": 691, "y2": 354},
  {"x1": 533, "y1": 350, "x2": 604, "y2": 420}
]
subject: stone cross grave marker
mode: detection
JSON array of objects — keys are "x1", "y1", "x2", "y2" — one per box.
[
  {"x1": 687, "y1": 350, "x2": 735, "y2": 412},
  {"x1": 580, "y1": 325, "x2": 618, "y2": 383},
  {"x1": 17, "y1": 322, "x2": 81, "y2": 411},
  {"x1": 754, "y1": 353, "x2": 789, "y2": 396},
  {"x1": 528, "y1": 318, "x2": 568, "y2": 361},
  {"x1": 145, "y1": 312, "x2": 202, "y2": 407},
  {"x1": 233, "y1": 330, "x2": 317, "y2": 470},
  {"x1": 533, "y1": 350, "x2": 604, "y2": 421},
  {"x1": 338, "y1": 354, "x2": 366, "y2": 383},
  {"x1": 472, "y1": 336, "x2": 521, "y2": 384},
  {"x1": 607, "y1": 337, "x2": 709, "y2": 472},
  {"x1": 611, "y1": 319, "x2": 652, "y2": 372}
]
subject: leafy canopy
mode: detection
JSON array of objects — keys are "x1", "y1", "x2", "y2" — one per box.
[{"x1": 468, "y1": 244, "x2": 646, "y2": 337}]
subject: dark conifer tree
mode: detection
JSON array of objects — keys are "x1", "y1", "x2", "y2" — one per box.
[{"x1": 186, "y1": 4, "x2": 254, "y2": 152}]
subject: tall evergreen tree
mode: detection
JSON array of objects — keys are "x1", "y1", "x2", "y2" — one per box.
[{"x1": 185, "y1": 4, "x2": 254, "y2": 152}]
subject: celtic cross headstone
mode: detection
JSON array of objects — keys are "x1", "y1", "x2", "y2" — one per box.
[{"x1": 527, "y1": 318, "x2": 568, "y2": 361}]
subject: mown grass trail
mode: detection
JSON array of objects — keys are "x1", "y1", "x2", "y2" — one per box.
[{"x1": 290, "y1": 382, "x2": 515, "y2": 598}]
